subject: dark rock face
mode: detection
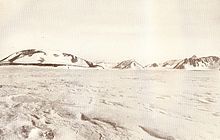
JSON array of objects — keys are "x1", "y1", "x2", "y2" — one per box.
[
  {"x1": 17, "y1": 125, "x2": 32, "y2": 138},
  {"x1": 38, "y1": 57, "x2": 45, "y2": 63},
  {"x1": 9, "y1": 49, "x2": 46, "y2": 63},
  {"x1": 62, "y1": 53, "x2": 78, "y2": 63},
  {"x1": 44, "y1": 129, "x2": 54, "y2": 139},
  {"x1": 84, "y1": 60, "x2": 104, "y2": 69},
  {"x1": 151, "y1": 63, "x2": 158, "y2": 67},
  {"x1": 162, "y1": 63, "x2": 168, "y2": 67}
]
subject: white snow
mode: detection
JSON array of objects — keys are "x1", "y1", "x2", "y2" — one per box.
[{"x1": 0, "y1": 67, "x2": 220, "y2": 140}]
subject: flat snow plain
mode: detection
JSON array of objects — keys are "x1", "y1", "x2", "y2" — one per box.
[{"x1": 0, "y1": 66, "x2": 220, "y2": 140}]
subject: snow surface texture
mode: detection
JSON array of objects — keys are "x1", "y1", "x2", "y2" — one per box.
[{"x1": 0, "y1": 67, "x2": 220, "y2": 140}]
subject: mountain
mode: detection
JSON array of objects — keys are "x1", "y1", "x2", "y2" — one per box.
[
  {"x1": 145, "y1": 63, "x2": 159, "y2": 68},
  {"x1": 113, "y1": 59, "x2": 144, "y2": 70},
  {"x1": 174, "y1": 55, "x2": 220, "y2": 70},
  {"x1": 145, "y1": 59, "x2": 181, "y2": 69},
  {"x1": 145, "y1": 55, "x2": 220, "y2": 70},
  {"x1": 0, "y1": 49, "x2": 103, "y2": 69}
]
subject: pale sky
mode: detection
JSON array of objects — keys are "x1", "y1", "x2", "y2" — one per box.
[{"x1": 0, "y1": 0, "x2": 220, "y2": 65}]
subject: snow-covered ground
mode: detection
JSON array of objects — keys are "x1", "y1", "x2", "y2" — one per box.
[{"x1": 0, "y1": 67, "x2": 220, "y2": 140}]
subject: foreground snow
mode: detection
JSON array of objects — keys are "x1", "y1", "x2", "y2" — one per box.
[{"x1": 0, "y1": 67, "x2": 220, "y2": 140}]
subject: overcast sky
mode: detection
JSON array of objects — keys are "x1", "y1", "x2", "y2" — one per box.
[{"x1": 0, "y1": 0, "x2": 220, "y2": 65}]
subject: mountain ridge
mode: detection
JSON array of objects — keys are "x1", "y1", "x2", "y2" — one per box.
[
  {"x1": 0, "y1": 50, "x2": 220, "y2": 70},
  {"x1": 145, "y1": 55, "x2": 220, "y2": 70}
]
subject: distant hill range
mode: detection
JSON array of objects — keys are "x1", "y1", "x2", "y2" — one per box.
[
  {"x1": 0, "y1": 50, "x2": 219, "y2": 70},
  {"x1": 0, "y1": 49, "x2": 103, "y2": 69},
  {"x1": 145, "y1": 55, "x2": 220, "y2": 70}
]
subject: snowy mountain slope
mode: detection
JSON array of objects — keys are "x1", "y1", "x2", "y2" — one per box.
[
  {"x1": 145, "y1": 63, "x2": 159, "y2": 68},
  {"x1": 145, "y1": 59, "x2": 181, "y2": 69},
  {"x1": 174, "y1": 55, "x2": 220, "y2": 70},
  {"x1": 0, "y1": 49, "x2": 103, "y2": 69},
  {"x1": 113, "y1": 59, "x2": 144, "y2": 70},
  {"x1": 95, "y1": 61, "x2": 117, "y2": 69},
  {"x1": 161, "y1": 59, "x2": 182, "y2": 68}
]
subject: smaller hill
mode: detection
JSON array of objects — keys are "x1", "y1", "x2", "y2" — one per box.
[{"x1": 113, "y1": 59, "x2": 144, "y2": 70}]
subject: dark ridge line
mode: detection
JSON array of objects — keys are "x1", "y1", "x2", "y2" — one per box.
[
  {"x1": 0, "y1": 63, "x2": 103, "y2": 68},
  {"x1": 0, "y1": 53, "x2": 14, "y2": 62},
  {"x1": 173, "y1": 60, "x2": 184, "y2": 69},
  {"x1": 0, "y1": 49, "x2": 46, "y2": 63}
]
